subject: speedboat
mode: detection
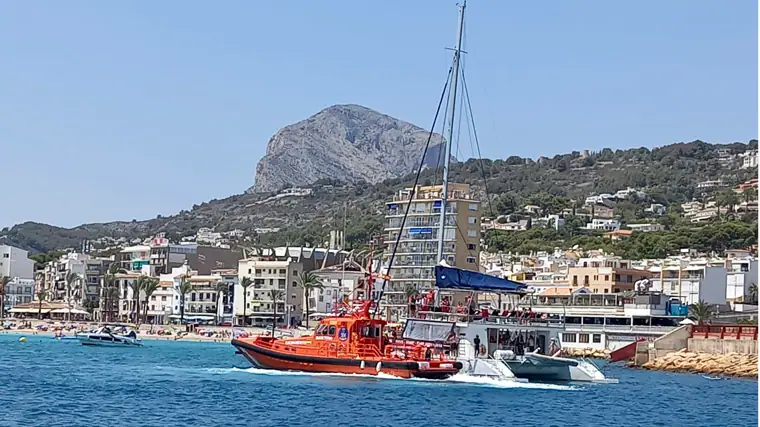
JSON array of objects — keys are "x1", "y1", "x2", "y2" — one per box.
[
  {"x1": 76, "y1": 326, "x2": 142, "y2": 347},
  {"x1": 232, "y1": 300, "x2": 462, "y2": 379}
]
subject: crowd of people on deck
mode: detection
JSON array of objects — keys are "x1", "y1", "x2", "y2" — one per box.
[{"x1": 407, "y1": 291, "x2": 559, "y2": 324}]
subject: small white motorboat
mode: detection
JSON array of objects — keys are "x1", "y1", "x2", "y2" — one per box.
[{"x1": 76, "y1": 326, "x2": 142, "y2": 347}]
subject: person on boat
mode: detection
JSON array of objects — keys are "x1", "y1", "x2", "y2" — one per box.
[
  {"x1": 441, "y1": 296, "x2": 451, "y2": 313},
  {"x1": 455, "y1": 302, "x2": 465, "y2": 314},
  {"x1": 473, "y1": 334, "x2": 481, "y2": 357},
  {"x1": 408, "y1": 295, "x2": 417, "y2": 318}
]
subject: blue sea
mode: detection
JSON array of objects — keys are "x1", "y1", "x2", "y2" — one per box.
[{"x1": 1, "y1": 334, "x2": 756, "y2": 427}]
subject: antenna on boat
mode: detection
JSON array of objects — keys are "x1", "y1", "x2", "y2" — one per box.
[{"x1": 435, "y1": 0, "x2": 466, "y2": 307}]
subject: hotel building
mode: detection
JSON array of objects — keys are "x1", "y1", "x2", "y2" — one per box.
[{"x1": 383, "y1": 183, "x2": 481, "y2": 313}]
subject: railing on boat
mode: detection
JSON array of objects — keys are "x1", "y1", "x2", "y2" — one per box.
[{"x1": 690, "y1": 325, "x2": 758, "y2": 340}]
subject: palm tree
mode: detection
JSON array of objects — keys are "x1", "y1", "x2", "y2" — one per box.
[
  {"x1": 102, "y1": 263, "x2": 126, "y2": 322},
  {"x1": 239, "y1": 276, "x2": 253, "y2": 327},
  {"x1": 130, "y1": 276, "x2": 147, "y2": 324},
  {"x1": 178, "y1": 275, "x2": 194, "y2": 324},
  {"x1": 269, "y1": 288, "x2": 285, "y2": 335},
  {"x1": 689, "y1": 300, "x2": 714, "y2": 325},
  {"x1": 0, "y1": 276, "x2": 10, "y2": 319},
  {"x1": 36, "y1": 289, "x2": 47, "y2": 320},
  {"x1": 298, "y1": 271, "x2": 323, "y2": 328},
  {"x1": 142, "y1": 277, "x2": 160, "y2": 324},
  {"x1": 65, "y1": 272, "x2": 81, "y2": 322},
  {"x1": 214, "y1": 281, "x2": 227, "y2": 325}
]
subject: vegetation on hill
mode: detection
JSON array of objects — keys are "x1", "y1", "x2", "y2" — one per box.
[{"x1": 1, "y1": 139, "x2": 756, "y2": 258}]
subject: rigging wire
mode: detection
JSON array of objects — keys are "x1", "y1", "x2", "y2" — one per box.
[
  {"x1": 372, "y1": 67, "x2": 453, "y2": 319},
  {"x1": 461, "y1": 69, "x2": 495, "y2": 220}
]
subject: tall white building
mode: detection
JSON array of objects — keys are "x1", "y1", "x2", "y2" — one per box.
[
  {"x1": 725, "y1": 257, "x2": 758, "y2": 305},
  {"x1": 0, "y1": 244, "x2": 35, "y2": 281}
]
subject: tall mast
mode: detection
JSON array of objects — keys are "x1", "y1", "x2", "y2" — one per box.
[{"x1": 436, "y1": 2, "x2": 466, "y2": 266}]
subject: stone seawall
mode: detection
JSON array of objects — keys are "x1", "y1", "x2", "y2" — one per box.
[
  {"x1": 561, "y1": 348, "x2": 611, "y2": 359},
  {"x1": 640, "y1": 349, "x2": 758, "y2": 378}
]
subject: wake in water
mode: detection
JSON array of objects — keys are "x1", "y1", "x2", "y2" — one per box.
[{"x1": 203, "y1": 367, "x2": 577, "y2": 391}]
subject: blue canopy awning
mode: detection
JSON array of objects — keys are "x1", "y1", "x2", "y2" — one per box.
[{"x1": 435, "y1": 265, "x2": 528, "y2": 294}]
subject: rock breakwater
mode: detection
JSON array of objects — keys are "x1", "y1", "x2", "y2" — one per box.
[{"x1": 640, "y1": 349, "x2": 758, "y2": 378}]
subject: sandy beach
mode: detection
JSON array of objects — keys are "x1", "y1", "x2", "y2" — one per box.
[{"x1": 0, "y1": 320, "x2": 309, "y2": 343}]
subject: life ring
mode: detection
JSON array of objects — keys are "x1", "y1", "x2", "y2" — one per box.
[{"x1": 479, "y1": 344, "x2": 487, "y2": 355}]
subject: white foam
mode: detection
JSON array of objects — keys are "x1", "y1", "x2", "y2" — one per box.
[{"x1": 205, "y1": 367, "x2": 577, "y2": 390}]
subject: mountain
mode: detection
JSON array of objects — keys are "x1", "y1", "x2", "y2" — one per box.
[
  {"x1": 250, "y1": 104, "x2": 447, "y2": 193},
  {"x1": 0, "y1": 139, "x2": 756, "y2": 254}
]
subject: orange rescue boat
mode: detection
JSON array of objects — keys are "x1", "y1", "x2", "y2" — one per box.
[{"x1": 231, "y1": 300, "x2": 462, "y2": 379}]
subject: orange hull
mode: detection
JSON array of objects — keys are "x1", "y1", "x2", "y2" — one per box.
[{"x1": 232, "y1": 338, "x2": 461, "y2": 380}]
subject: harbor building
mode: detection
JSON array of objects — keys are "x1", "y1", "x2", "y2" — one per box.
[{"x1": 383, "y1": 183, "x2": 481, "y2": 314}]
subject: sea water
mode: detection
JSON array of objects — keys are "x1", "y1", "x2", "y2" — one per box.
[{"x1": 1, "y1": 334, "x2": 756, "y2": 427}]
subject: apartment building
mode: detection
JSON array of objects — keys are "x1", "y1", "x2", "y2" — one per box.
[
  {"x1": 0, "y1": 244, "x2": 35, "y2": 281},
  {"x1": 237, "y1": 257, "x2": 302, "y2": 327},
  {"x1": 42, "y1": 252, "x2": 112, "y2": 305},
  {"x1": 383, "y1": 183, "x2": 481, "y2": 311},
  {"x1": 234, "y1": 247, "x2": 348, "y2": 326},
  {"x1": 568, "y1": 256, "x2": 652, "y2": 293},
  {"x1": 3, "y1": 278, "x2": 35, "y2": 308},
  {"x1": 649, "y1": 260, "x2": 728, "y2": 305},
  {"x1": 311, "y1": 260, "x2": 373, "y2": 317},
  {"x1": 211, "y1": 268, "x2": 239, "y2": 322},
  {"x1": 724, "y1": 257, "x2": 757, "y2": 305},
  {"x1": 149, "y1": 237, "x2": 197, "y2": 275}
]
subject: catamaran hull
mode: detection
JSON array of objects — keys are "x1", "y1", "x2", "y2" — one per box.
[{"x1": 232, "y1": 339, "x2": 461, "y2": 380}]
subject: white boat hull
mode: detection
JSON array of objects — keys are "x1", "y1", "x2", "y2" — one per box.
[
  {"x1": 500, "y1": 352, "x2": 616, "y2": 383},
  {"x1": 76, "y1": 334, "x2": 142, "y2": 347}
]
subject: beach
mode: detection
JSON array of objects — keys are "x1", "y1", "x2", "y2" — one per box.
[{"x1": 0, "y1": 320, "x2": 309, "y2": 343}]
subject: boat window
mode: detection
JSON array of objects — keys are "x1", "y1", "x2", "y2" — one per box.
[
  {"x1": 374, "y1": 327, "x2": 381, "y2": 337},
  {"x1": 362, "y1": 326, "x2": 370, "y2": 337},
  {"x1": 328, "y1": 326, "x2": 336, "y2": 336},
  {"x1": 316, "y1": 325, "x2": 326, "y2": 335}
]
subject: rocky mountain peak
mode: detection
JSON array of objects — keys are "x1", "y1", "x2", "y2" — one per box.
[{"x1": 250, "y1": 104, "x2": 447, "y2": 193}]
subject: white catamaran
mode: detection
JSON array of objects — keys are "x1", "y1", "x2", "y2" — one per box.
[{"x1": 374, "y1": 1, "x2": 614, "y2": 384}]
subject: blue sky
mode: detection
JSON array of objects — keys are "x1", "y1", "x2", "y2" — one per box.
[{"x1": 0, "y1": 0, "x2": 756, "y2": 228}]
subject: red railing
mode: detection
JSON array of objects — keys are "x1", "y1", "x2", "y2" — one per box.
[{"x1": 690, "y1": 325, "x2": 758, "y2": 341}]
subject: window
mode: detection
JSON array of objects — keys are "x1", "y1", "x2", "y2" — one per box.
[
  {"x1": 592, "y1": 334, "x2": 602, "y2": 343},
  {"x1": 466, "y1": 257, "x2": 476, "y2": 264},
  {"x1": 293, "y1": 270, "x2": 298, "y2": 276},
  {"x1": 467, "y1": 244, "x2": 476, "y2": 250},
  {"x1": 2, "y1": 253, "x2": 8, "y2": 258},
  {"x1": 328, "y1": 326, "x2": 336, "y2": 335},
  {"x1": 572, "y1": 276, "x2": 578, "y2": 285},
  {"x1": 279, "y1": 269, "x2": 286, "y2": 275},
  {"x1": 604, "y1": 275, "x2": 609, "y2": 281},
  {"x1": 593, "y1": 275, "x2": 598, "y2": 281},
  {"x1": 468, "y1": 203, "x2": 478, "y2": 211},
  {"x1": 579, "y1": 333, "x2": 590, "y2": 344},
  {"x1": 467, "y1": 230, "x2": 477, "y2": 237},
  {"x1": 583, "y1": 276, "x2": 589, "y2": 286},
  {"x1": 562, "y1": 333, "x2": 576, "y2": 343},
  {"x1": 468, "y1": 216, "x2": 477, "y2": 224}
]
